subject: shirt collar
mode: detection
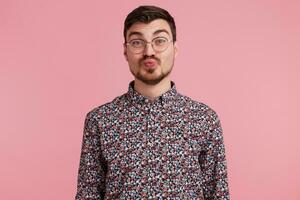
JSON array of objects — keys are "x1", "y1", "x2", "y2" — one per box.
[{"x1": 126, "y1": 80, "x2": 178, "y2": 110}]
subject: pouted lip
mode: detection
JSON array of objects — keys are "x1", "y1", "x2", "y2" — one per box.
[
  {"x1": 142, "y1": 59, "x2": 158, "y2": 68},
  {"x1": 143, "y1": 59, "x2": 157, "y2": 64}
]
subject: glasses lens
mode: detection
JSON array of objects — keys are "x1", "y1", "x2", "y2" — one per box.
[
  {"x1": 153, "y1": 37, "x2": 169, "y2": 52},
  {"x1": 127, "y1": 38, "x2": 171, "y2": 53},
  {"x1": 129, "y1": 39, "x2": 144, "y2": 53}
]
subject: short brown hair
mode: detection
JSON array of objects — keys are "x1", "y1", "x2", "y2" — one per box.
[{"x1": 124, "y1": 5, "x2": 176, "y2": 42}]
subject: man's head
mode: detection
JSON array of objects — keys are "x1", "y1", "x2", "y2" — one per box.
[
  {"x1": 124, "y1": 5, "x2": 176, "y2": 43},
  {"x1": 123, "y1": 5, "x2": 178, "y2": 85}
]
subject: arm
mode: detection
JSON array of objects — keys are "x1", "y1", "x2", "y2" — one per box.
[
  {"x1": 199, "y1": 109, "x2": 230, "y2": 200},
  {"x1": 75, "y1": 111, "x2": 107, "y2": 200}
]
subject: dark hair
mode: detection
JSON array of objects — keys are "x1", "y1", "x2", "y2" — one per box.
[{"x1": 124, "y1": 5, "x2": 176, "y2": 42}]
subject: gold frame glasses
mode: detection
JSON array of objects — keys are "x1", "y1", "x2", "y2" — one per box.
[{"x1": 125, "y1": 37, "x2": 173, "y2": 54}]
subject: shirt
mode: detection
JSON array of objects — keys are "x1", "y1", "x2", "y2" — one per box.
[{"x1": 75, "y1": 81, "x2": 230, "y2": 200}]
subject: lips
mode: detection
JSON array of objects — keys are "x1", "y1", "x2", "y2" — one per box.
[{"x1": 143, "y1": 59, "x2": 157, "y2": 68}]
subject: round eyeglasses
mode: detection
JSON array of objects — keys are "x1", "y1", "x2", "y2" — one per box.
[{"x1": 125, "y1": 37, "x2": 173, "y2": 54}]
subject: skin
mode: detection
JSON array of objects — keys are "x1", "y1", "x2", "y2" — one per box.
[{"x1": 124, "y1": 19, "x2": 178, "y2": 101}]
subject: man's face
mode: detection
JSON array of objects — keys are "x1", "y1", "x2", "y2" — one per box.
[{"x1": 124, "y1": 19, "x2": 178, "y2": 85}]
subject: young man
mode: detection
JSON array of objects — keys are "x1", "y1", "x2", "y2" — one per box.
[{"x1": 75, "y1": 5, "x2": 230, "y2": 200}]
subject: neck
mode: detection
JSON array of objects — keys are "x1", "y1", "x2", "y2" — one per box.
[{"x1": 133, "y1": 78, "x2": 172, "y2": 101}]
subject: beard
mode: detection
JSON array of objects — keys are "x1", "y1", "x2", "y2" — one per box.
[{"x1": 130, "y1": 56, "x2": 174, "y2": 85}]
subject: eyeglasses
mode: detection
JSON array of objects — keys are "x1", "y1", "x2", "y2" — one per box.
[{"x1": 125, "y1": 37, "x2": 173, "y2": 54}]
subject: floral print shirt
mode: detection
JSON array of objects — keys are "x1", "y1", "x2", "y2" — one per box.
[{"x1": 75, "y1": 81, "x2": 230, "y2": 200}]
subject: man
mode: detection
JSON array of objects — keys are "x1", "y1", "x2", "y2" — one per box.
[{"x1": 75, "y1": 5, "x2": 230, "y2": 200}]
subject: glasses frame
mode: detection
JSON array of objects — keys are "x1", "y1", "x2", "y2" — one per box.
[{"x1": 125, "y1": 37, "x2": 173, "y2": 54}]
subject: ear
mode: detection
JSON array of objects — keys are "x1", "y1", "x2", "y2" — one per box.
[
  {"x1": 173, "y1": 41, "x2": 179, "y2": 58},
  {"x1": 123, "y1": 43, "x2": 128, "y2": 61}
]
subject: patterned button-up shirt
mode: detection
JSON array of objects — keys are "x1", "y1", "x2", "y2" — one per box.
[{"x1": 75, "y1": 81, "x2": 230, "y2": 200}]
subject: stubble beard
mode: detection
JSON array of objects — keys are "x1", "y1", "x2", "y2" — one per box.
[
  {"x1": 131, "y1": 63, "x2": 173, "y2": 85},
  {"x1": 129, "y1": 54, "x2": 175, "y2": 85}
]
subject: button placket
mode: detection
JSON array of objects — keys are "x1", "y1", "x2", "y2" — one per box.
[{"x1": 140, "y1": 105, "x2": 152, "y2": 188}]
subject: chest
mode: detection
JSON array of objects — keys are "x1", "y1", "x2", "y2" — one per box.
[{"x1": 100, "y1": 109, "x2": 205, "y2": 171}]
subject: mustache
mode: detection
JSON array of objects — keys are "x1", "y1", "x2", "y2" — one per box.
[{"x1": 139, "y1": 55, "x2": 160, "y2": 65}]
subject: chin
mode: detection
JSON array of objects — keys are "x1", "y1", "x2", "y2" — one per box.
[{"x1": 137, "y1": 74, "x2": 166, "y2": 85}]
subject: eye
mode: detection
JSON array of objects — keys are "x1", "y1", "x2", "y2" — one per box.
[
  {"x1": 153, "y1": 37, "x2": 168, "y2": 46},
  {"x1": 129, "y1": 39, "x2": 144, "y2": 47}
]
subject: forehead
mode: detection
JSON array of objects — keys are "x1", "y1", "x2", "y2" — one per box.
[{"x1": 126, "y1": 19, "x2": 172, "y2": 39}]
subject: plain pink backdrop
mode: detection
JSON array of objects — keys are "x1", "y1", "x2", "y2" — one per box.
[{"x1": 1, "y1": 0, "x2": 299, "y2": 199}]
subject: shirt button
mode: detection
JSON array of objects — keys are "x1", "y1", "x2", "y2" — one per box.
[
  {"x1": 141, "y1": 143, "x2": 146, "y2": 148},
  {"x1": 141, "y1": 177, "x2": 147, "y2": 184},
  {"x1": 162, "y1": 173, "x2": 168, "y2": 180},
  {"x1": 147, "y1": 141, "x2": 153, "y2": 147},
  {"x1": 141, "y1": 160, "x2": 148, "y2": 166},
  {"x1": 183, "y1": 133, "x2": 188, "y2": 139}
]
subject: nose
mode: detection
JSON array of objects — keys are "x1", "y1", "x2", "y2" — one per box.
[{"x1": 143, "y1": 42, "x2": 155, "y2": 56}]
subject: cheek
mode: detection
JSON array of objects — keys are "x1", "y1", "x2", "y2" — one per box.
[
  {"x1": 127, "y1": 53, "x2": 141, "y2": 63},
  {"x1": 163, "y1": 51, "x2": 175, "y2": 65},
  {"x1": 127, "y1": 55, "x2": 143, "y2": 70}
]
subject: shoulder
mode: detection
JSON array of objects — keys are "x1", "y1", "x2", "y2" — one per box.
[
  {"x1": 84, "y1": 93, "x2": 128, "y2": 123},
  {"x1": 177, "y1": 93, "x2": 221, "y2": 124}
]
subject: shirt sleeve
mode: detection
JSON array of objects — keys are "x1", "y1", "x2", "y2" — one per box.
[
  {"x1": 199, "y1": 109, "x2": 230, "y2": 200},
  {"x1": 75, "y1": 111, "x2": 107, "y2": 200}
]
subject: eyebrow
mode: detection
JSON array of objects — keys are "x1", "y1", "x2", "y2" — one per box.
[
  {"x1": 127, "y1": 29, "x2": 170, "y2": 39},
  {"x1": 153, "y1": 29, "x2": 170, "y2": 36}
]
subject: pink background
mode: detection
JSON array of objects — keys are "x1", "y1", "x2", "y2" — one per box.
[{"x1": 1, "y1": 0, "x2": 299, "y2": 199}]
